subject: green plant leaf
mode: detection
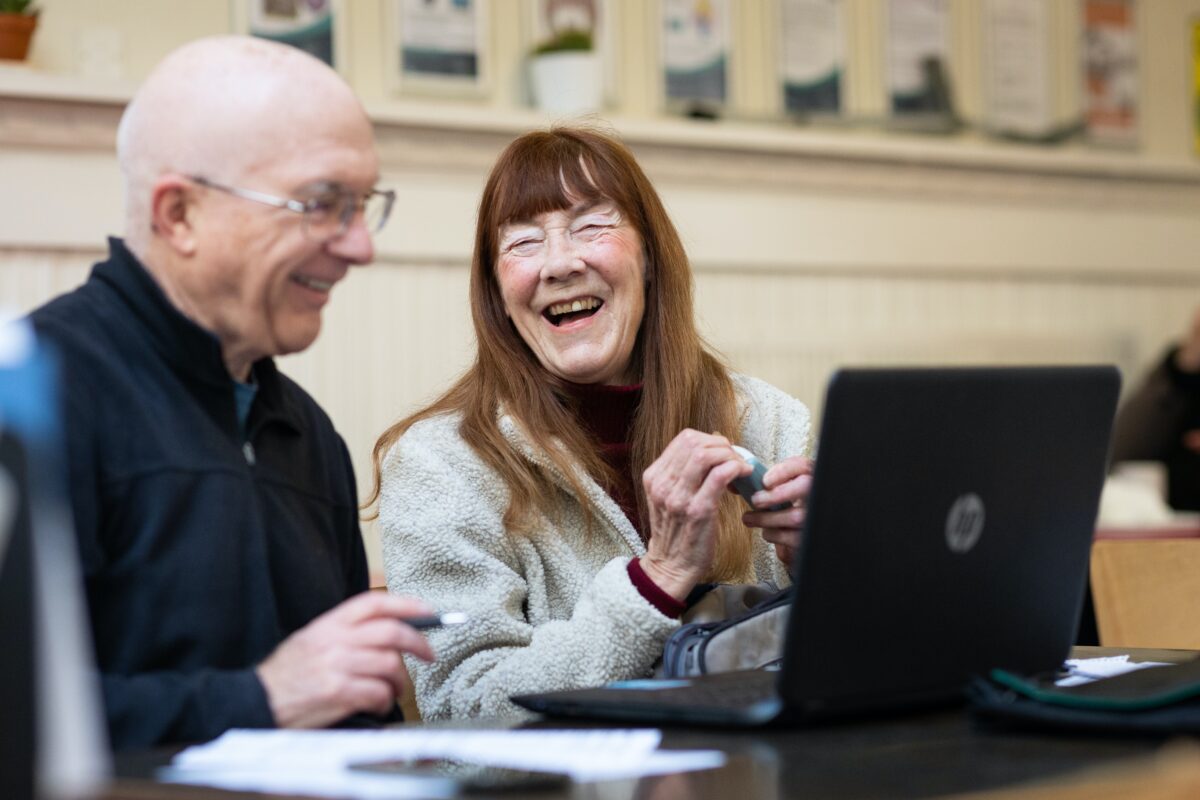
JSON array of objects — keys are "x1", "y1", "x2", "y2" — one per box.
[
  {"x1": 533, "y1": 28, "x2": 592, "y2": 56},
  {"x1": 0, "y1": 0, "x2": 37, "y2": 15}
]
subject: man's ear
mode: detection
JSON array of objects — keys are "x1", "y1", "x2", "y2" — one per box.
[{"x1": 149, "y1": 175, "x2": 199, "y2": 256}]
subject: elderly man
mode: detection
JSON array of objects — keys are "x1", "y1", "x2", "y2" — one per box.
[{"x1": 28, "y1": 36, "x2": 433, "y2": 749}]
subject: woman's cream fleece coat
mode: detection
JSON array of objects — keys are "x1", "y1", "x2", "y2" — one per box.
[{"x1": 380, "y1": 374, "x2": 811, "y2": 719}]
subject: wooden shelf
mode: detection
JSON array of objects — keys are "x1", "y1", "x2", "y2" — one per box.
[{"x1": 5, "y1": 66, "x2": 1200, "y2": 186}]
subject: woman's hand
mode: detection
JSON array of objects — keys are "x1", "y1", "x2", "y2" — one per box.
[
  {"x1": 741, "y1": 456, "x2": 814, "y2": 569},
  {"x1": 640, "y1": 429, "x2": 752, "y2": 602}
]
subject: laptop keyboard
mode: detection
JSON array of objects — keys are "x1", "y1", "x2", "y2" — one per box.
[
  {"x1": 604, "y1": 669, "x2": 779, "y2": 709},
  {"x1": 511, "y1": 668, "x2": 785, "y2": 724}
]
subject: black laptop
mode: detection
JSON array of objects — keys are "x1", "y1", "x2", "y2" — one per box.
[{"x1": 512, "y1": 366, "x2": 1121, "y2": 726}]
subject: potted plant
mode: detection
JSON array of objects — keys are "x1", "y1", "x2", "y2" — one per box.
[
  {"x1": 0, "y1": 0, "x2": 38, "y2": 62},
  {"x1": 529, "y1": 27, "x2": 602, "y2": 115}
]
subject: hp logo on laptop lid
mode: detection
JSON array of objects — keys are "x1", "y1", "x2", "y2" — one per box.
[{"x1": 945, "y1": 493, "x2": 985, "y2": 554}]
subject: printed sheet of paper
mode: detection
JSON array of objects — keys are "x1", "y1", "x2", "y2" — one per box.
[
  {"x1": 982, "y1": 0, "x2": 1054, "y2": 137},
  {"x1": 886, "y1": 0, "x2": 949, "y2": 113},
  {"x1": 662, "y1": 0, "x2": 731, "y2": 105},
  {"x1": 1056, "y1": 655, "x2": 1171, "y2": 687},
  {"x1": 164, "y1": 728, "x2": 726, "y2": 798},
  {"x1": 398, "y1": 0, "x2": 483, "y2": 82},
  {"x1": 248, "y1": 0, "x2": 335, "y2": 67},
  {"x1": 1083, "y1": 0, "x2": 1138, "y2": 146},
  {"x1": 780, "y1": 0, "x2": 844, "y2": 114}
]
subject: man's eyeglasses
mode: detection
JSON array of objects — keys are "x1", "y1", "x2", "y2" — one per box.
[{"x1": 188, "y1": 175, "x2": 396, "y2": 241}]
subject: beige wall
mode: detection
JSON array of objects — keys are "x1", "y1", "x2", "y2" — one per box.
[{"x1": 4, "y1": 1, "x2": 1200, "y2": 573}]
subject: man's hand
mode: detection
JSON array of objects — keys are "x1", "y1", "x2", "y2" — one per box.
[
  {"x1": 741, "y1": 456, "x2": 814, "y2": 569},
  {"x1": 256, "y1": 592, "x2": 436, "y2": 729}
]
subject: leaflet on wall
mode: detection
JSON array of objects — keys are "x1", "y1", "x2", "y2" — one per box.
[
  {"x1": 1082, "y1": 0, "x2": 1138, "y2": 146},
  {"x1": 885, "y1": 0, "x2": 950, "y2": 115},
  {"x1": 245, "y1": 0, "x2": 337, "y2": 67},
  {"x1": 661, "y1": 0, "x2": 730, "y2": 109},
  {"x1": 529, "y1": 0, "x2": 618, "y2": 106},
  {"x1": 779, "y1": 0, "x2": 844, "y2": 115},
  {"x1": 395, "y1": 0, "x2": 487, "y2": 92},
  {"x1": 982, "y1": 0, "x2": 1054, "y2": 138},
  {"x1": 1193, "y1": 20, "x2": 1200, "y2": 155}
]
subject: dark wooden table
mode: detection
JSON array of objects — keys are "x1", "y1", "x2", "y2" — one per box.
[{"x1": 104, "y1": 648, "x2": 1200, "y2": 800}]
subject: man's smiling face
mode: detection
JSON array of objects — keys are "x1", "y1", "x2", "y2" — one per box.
[{"x1": 184, "y1": 110, "x2": 379, "y2": 372}]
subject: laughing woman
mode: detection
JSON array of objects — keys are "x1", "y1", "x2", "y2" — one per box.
[{"x1": 369, "y1": 127, "x2": 812, "y2": 719}]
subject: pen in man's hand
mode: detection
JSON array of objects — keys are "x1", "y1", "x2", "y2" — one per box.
[{"x1": 404, "y1": 612, "x2": 469, "y2": 631}]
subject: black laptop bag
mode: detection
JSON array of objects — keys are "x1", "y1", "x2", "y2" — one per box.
[{"x1": 660, "y1": 584, "x2": 792, "y2": 677}]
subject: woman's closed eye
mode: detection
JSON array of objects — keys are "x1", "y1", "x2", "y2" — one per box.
[
  {"x1": 506, "y1": 237, "x2": 544, "y2": 256},
  {"x1": 571, "y1": 223, "x2": 609, "y2": 241},
  {"x1": 571, "y1": 211, "x2": 621, "y2": 239}
]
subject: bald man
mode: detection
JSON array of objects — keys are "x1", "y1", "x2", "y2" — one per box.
[{"x1": 27, "y1": 36, "x2": 434, "y2": 749}]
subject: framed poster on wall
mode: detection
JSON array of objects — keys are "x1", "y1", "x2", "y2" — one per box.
[
  {"x1": 661, "y1": 0, "x2": 731, "y2": 111},
  {"x1": 390, "y1": 0, "x2": 489, "y2": 96},
  {"x1": 778, "y1": 0, "x2": 844, "y2": 116},
  {"x1": 1082, "y1": 0, "x2": 1138, "y2": 147},
  {"x1": 884, "y1": 0, "x2": 950, "y2": 116},
  {"x1": 981, "y1": 0, "x2": 1054, "y2": 138},
  {"x1": 234, "y1": 0, "x2": 342, "y2": 68},
  {"x1": 1193, "y1": 18, "x2": 1200, "y2": 155}
]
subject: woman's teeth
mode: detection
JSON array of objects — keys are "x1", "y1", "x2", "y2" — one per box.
[
  {"x1": 547, "y1": 297, "x2": 600, "y2": 316},
  {"x1": 545, "y1": 297, "x2": 603, "y2": 327}
]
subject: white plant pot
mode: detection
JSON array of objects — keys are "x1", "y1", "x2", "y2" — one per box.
[{"x1": 530, "y1": 51, "x2": 602, "y2": 115}]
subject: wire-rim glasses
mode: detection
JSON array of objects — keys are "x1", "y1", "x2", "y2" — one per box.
[{"x1": 188, "y1": 175, "x2": 395, "y2": 241}]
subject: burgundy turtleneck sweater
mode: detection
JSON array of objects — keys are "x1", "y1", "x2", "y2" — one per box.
[{"x1": 565, "y1": 383, "x2": 686, "y2": 618}]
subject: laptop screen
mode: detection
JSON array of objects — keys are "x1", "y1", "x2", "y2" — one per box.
[{"x1": 781, "y1": 366, "x2": 1120, "y2": 713}]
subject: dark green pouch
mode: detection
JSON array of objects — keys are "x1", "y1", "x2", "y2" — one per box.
[
  {"x1": 991, "y1": 658, "x2": 1200, "y2": 711},
  {"x1": 969, "y1": 658, "x2": 1200, "y2": 735}
]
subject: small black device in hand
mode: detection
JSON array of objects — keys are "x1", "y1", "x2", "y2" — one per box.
[{"x1": 730, "y1": 446, "x2": 790, "y2": 511}]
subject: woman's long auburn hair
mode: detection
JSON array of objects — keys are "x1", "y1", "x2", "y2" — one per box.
[{"x1": 366, "y1": 127, "x2": 753, "y2": 582}]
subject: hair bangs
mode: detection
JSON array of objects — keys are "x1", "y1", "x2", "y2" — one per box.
[{"x1": 499, "y1": 148, "x2": 604, "y2": 225}]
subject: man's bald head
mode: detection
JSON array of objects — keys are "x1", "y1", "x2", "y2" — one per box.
[
  {"x1": 114, "y1": 35, "x2": 381, "y2": 379},
  {"x1": 117, "y1": 36, "x2": 371, "y2": 253}
]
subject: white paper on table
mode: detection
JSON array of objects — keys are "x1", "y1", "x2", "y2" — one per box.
[
  {"x1": 163, "y1": 728, "x2": 726, "y2": 799},
  {"x1": 1055, "y1": 655, "x2": 1172, "y2": 687}
]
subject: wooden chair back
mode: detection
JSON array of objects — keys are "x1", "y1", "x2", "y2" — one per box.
[{"x1": 1091, "y1": 536, "x2": 1200, "y2": 649}]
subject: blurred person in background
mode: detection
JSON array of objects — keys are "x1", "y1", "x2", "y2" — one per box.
[{"x1": 1112, "y1": 307, "x2": 1200, "y2": 511}]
